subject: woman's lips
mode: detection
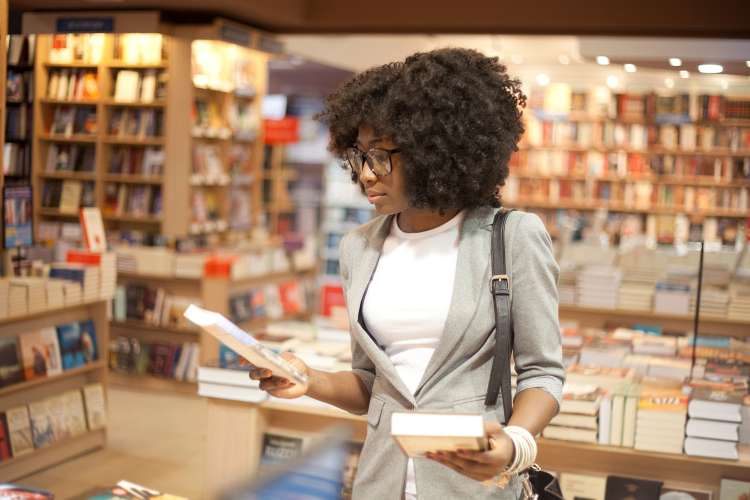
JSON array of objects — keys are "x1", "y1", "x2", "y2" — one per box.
[{"x1": 367, "y1": 192, "x2": 385, "y2": 203}]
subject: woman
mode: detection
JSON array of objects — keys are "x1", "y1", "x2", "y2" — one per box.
[{"x1": 250, "y1": 48, "x2": 565, "y2": 499}]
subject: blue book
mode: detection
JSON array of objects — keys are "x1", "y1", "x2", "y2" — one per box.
[
  {"x1": 56, "y1": 323, "x2": 83, "y2": 370},
  {"x1": 78, "y1": 320, "x2": 98, "y2": 364}
]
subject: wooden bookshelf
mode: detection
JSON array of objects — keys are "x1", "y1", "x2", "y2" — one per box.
[
  {"x1": 558, "y1": 304, "x2": 750, "y2": 338},
  {"x1": 507, "y1": 198, "x2": 749, "y2": 219},
  {"x1": 109, "y1": 372, "x2": 197, "y2": 396},
  {"x1": 0, "y1": 299, "x2": 110, "y2": 481}
]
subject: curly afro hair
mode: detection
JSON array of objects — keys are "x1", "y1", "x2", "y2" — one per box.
[{"x1": 316, "y1": 47, "x2": 526, "y2": 211}]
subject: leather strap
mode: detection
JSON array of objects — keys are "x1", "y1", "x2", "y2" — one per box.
[{"x1": 484, "y1": 209, "x2": 515, "y2": 424}]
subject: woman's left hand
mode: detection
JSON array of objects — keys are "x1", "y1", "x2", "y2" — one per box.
[{"x1": 425, "y1": 422, "x2": 514, "y2": 482}]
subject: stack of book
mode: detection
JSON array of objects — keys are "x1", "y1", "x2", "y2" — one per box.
[
  {"x1": 49, "y1": 263, "x2": 100, "y2": 303},
  {"x1": 66, "y1": 251, "x2": 117, "y2": 300},
  {"x1": 617, "y1": 264, "x2": 658, "y2": 312},
  {"x1": 728, "y1": 272, "x2": 750, "y2": 321},
  {"x1": 653, "y1": 281, "x2": 692, "y2": 315},
  {"x1": 685, "y1": 387, "x2": 742, "y2": 460},
  {"x1": 558, "y1": 264, "x2": 577, "y2": 305},
  {"x1": 10, "y1": 278, "x2": 47, "y2": 314},
  {"x1": 45, "y1": 280, "x2": 66, "y2": 309},
  {"x1": 197, "y1": 362, "x2": 266, "y2": 403},
  {"x1": 634, "y1": 384, "x2": 688, "y2": 454},
  {"x1": 542, "y1": 384, "x2": 602, "y2": 443},
  {"x1": 577, "y1": 265, "x2": 622, "y2": 309},
  {"x1": 691, "y1": 287, "x2": 730, "y2": 319}
]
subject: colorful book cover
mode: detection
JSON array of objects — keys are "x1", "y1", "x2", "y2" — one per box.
[
  {"x1": 639, "y1": 389, "x2": 689, "y2": 412},
  {"x1": 78, "y1": 319, "x2": 99, "y2": 364},
  {"x1": 720, "y1": 479, "x2": 750, "y2": 500},
  {"x1": 605, "y1": 475, "x2": 662, "y2": 500},
  {"x1": 47, "y1": 394, "x2": 70, "y2": 441},
  {"x1": 19, "y1": 330, "x2": 58, "y2": 380},
  {"x1": 83, "y1": 383, "x2": 106, "y2": 430},
  {"x1": 278, "y1": 281, "x2": 303, "y2": 315},
  {"x1": 5, "y1": 406, "x2": 33, "y2": 456},
  {"x1": 29, "y1": 398, "x2": 56, "y2": 448},
  {"x1": 0, "y1": 413, "x2": 12, "y2": 461},
  {"x1": 0, "y1": 338, "x2": 23, "y2": 387},
  {"x1": 39, "y1": 327, "x2": 63, "y2": 376},
  {"x1": 56, "y1": 322, "x2": 85, "y2": 370}
]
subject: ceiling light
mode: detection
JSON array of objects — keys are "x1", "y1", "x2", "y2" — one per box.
[
  {"x1": 669, "y1": 58, "x2": 682, "y2": 67},
  {"x1": 665, "y1": 78, "x2": 674, "y2": 89},
  {"x1": 536, "y1": 73, "x2": 550, "y2": 86},
  {"x1": 606, "y1": 75, "x2": 619, "y2": 89},
  {"x1": 511, "y1": 54, "x2": 524, "y2": 64},
  {"x1": 679, "y1": 70, "x2": 690, "y2": 79},
  {"x1": 746, "y1": 60, "x2": 750, "y2": 68},
  {"x1": 624, "y1": 64, "x2": 636, "y2": 73},
  {"x1": 596, "y1": 56, "x2": 610, "y2": 65},
  {"x1": 558, "y1": 54, "x2": 570, "y2": 65},
  {"x1": 698, "y1": 64, "x2": 723, "y2": 74}
]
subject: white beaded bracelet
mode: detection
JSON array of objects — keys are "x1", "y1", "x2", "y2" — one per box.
[{"x1": 502, "y1": 426, "x2": 537, "y2": 475}]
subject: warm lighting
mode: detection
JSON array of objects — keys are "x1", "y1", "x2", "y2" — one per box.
[
  {"x1": 721, "y1": 80, "x2": 729, "y2": 90},
  {"x1": 536, "y1": 73, "x2": 550, "y2": 86},
  {"x1": 558, "y1": 54, "x2": 571, "y2": 65},
  {"x1": 511, "y1": 54, "x2": 524, "y2": 64},
  {"x1": 669, "y1": 58, "x2": 682, "y2": 67},
  {"x1": 679, "y1": 70, "x2": 690, "y2": 79},
  {"x1": 698, "y1": 64, "x2": 723, "y2": 74},
  {"x1": 624, "y1": 64, "x2": 636, "y2": 73},
  {"x1": 606, "y1": 75, "x2": 619, "y2": 89},
  {"x1": 596, "y1": 56, "x2": 610, "y2": 65},
  {"x1": 665, "y1": 78, "x2": 674, "y2": 89}
]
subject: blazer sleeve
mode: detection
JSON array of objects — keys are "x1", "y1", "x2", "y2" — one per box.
[
  {"x1": 339, "y1": 233, "x2": 376, "y2": 400},
  {"x1": 509, "y1": 212, "x2": 565, "y2": 408}
]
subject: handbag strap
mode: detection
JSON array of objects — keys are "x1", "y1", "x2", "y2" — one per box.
[{"x1": 484, "y1": 209, "x2": 515, "y2": 423}]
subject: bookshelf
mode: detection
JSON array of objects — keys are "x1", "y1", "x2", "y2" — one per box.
[
  {"x1": 110, "y1": 262, "x2": 317, "y2": 394},
  {"x1": 505, "y1": 88, "x2": 750, "y2": 247},
  {"x1": 5, "y1": 35, "x2": 35, "y2": 184},
  {"x1": 0, "y1": 299, "x2": 110, "y2": 481},
  {"x1": 31, "y1": 28, "x2": 271, "y2": 243},
  {"x1": 200, "y1": 397, "x2": 750, "y2": 498}
]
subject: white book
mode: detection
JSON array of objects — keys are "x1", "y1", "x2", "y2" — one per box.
[
  {"x1": 183, "y1": 305, "x2": 307, "y2": 386},
  {"x1": 83, "y1": 383, "x2": 107, "y2": 430},
  {"x1": 686, "y1": 418, "x2": 739, "y2": 442},
  {"x1": 140, "y1": 70, "x2": 157, "y2": 102},
  {"x1": 609, "y1": 394, "x2": 625, "y2": 446},
  {"x1": 198, "y1": 365, "x2": 261, "y2": 387},
  {"x1": 622, "y1": 396, "x2": 638, "y2": 447},
  {"x1": 598, "y1": 394, "x2": 612, "y2": 445},
  {"x1": 114, "y1": 70, "x2": 141, "y2": 102},
  {"x1": 198, "y1": 381, "x2": 268, "y2": 404},
  {"x1": 684, "y1": 436, "x2": 739, "y2": 460},
  {"x1": 391, "y1": 412, "x2": 486, "y2": 457}
]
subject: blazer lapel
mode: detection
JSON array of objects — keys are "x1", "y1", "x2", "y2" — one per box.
[
  {"x1": 347, "y1": 215, "x2": 416, "y2": 405},
  {"x1": 414, "y1": 207, "x2": 496, "y2": 397}
]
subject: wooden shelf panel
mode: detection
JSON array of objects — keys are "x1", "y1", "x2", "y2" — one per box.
[
  {"x1": 39, "y1": 171, "x2": 97, "y2": 181},
  {"x1": 108, "y1": 60, "x2": 167, "y2": 69},
  {"x1": 109, "y1": 372, "x2": 197, "y2": 396},
  {"x1": 537, "y1": 438, "x2": 750, "y2": 485},
  {"x1": 559, "y1": 304, "x2": 750, "y2": 337},
  {"x1": 0, "y1": 300, "x2": 107, "y2": 329},
  {"x1": 0, "y1": 362, "x2": 106, "y2": 398},
  {"x1": 39, "y1": 98, "x2": 98, "y2": 106},
  {"x1": 102, "y1": 136, "x2": 165, "y2": 146},
  {"x1": 520, "y1": 144, "x2": 750, "y2": 158},
  {"x1": 117, "y1": 271, "x2": 200, "y2": 283},
  {"x1": 103, "y1": 99, "x2": 166, "y2": 108},
  {"x1": 39, "y1": 208, "x2": 82, "y2": 218},
  {"x1": 111, "y1": 320, "x2": 200, "y2": 336},
  {"x1": 0, "y1": 429, "x2": 106, "y2": 482},
  {"x1": 510, "y1": 173, "x2": 750, "y2": 189},
  {"x1": 44, "y1": 62, "x2": 99, "y2": 69},
  {"x1": 39, "y1": 134, "x2": 97, "y2": 144},
  {"x1": 103, "y1": 214, "x2": 163, "y2": 224},
  {"x1": 508, "y1": 198, "x2": 749, "y2": 218},
  {"x1": 103, "y1": 174, "x2": 163, "y2": 185},
  {"x1": 222, "y1": 268, "x2": 317, "y2": 291}
]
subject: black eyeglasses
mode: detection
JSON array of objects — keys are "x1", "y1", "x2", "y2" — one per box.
[{"x1": 344, "y1": 146, "x2": 401, "y2": 177}]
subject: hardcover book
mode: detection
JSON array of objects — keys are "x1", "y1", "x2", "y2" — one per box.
[
  {"x1": 0, "y1": 337, "x2": 23, "y2": 387},
  {"x1": 29, "y1": 398, "x2": 56, "y2": 448},
  {"x1": 605, "y1": 475, "x2": 662, "y2": 500},
  {"x1": 83, "y1": 383, "x2": 107, "y2": 430},
  {"x1": 19, "y1": 329, "x2": 61, "y2": 380},
  {"x1": 6, "y1": 405, "x2": 34, "y2": 456},
  {"x1": 61, "y1": 389, "x2": 88, "y2": 437}
]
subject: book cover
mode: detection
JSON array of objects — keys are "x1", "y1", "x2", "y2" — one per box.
[
  {"x1": 19, "y1": 330, "x2": 59, "y2": 380},
  {"x1": 6, "y1": 405, "x2": 33, "y2": 456},
  {"x1": 560, "y1": 472, "x2": 607, "y2": 500},
  {"x1": 59, "y1": 179, "x2": 83, "y2": 214},
  {"x1": 560, "y1": 384, "x2": 603, "y2": 415},
  {"x1": 78, "y1": 319, "x2": 99, "y2": 364},
  {"x1": 0, "y1": 413, "x2": 12, "y2": 461},
  {"x1": 83, "y1": 383, "x2": 107, "y2": 430},
  {"x1": 260, "y1": 432, "x2": 308, "y2": 467},
  {"x1": 29, "y1": 398, "x2": 56, "y2": 448},
  {"x1": 660, "y1": 486, "x2": 712, "y2": 500},
  {"x1": 56, "y1": 322, "x2": 85, "y2": 370},
  {"x1": 721, "y1": 479, "x2": 750, "y2": 500},
  {"x1": 605, "y1": 475, "x2": 662, "y2": 500},
  {"x1": 61, "y1": 389, "x2": 88, "y2": 437},
  {"x1": 48, "y1": 394, "x2": 71, "y2": 441},
  {"x1": 0, "y1": 337, "x2": 23, "y2": 387},
  {"x1": 80, "y1": 207, "x2": 106, "y2": 252}
]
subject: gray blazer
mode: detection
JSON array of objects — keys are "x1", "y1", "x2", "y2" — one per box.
[{"x1": 339, "y1": 207, "x2": 565, "y2": 499}]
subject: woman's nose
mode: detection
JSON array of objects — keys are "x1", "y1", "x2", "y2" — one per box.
[{"x1": 359, "y1": 163, "x2": 377, "y2": 184}]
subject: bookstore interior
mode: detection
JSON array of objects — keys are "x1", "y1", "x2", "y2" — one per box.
[{"x1": 0, "y1": 4, "x2": 748, "y2": 500}]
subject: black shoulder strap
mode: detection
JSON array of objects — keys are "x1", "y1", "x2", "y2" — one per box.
[{"x1": 484, "y1": 209, "x2": 515, "y2": 423}]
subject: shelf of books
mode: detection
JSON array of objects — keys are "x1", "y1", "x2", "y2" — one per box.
[
  {"x1": 31, "y1": 26, "x2": 270, "y2": 244},
  {"x1": 0, "y1": 282, "x2": 110, "y2": 481},
  {"x1": 504, "y1": 84, "x2": 750, "y2": 247},
  {"x1": 108, "y1": 242, "x2": 316, "y2": 394},
  {"x1": 5, "y1": 35, "x2": 35, "y2": 184}
]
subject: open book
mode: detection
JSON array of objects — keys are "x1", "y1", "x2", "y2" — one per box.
[{"x1": 183, "y1": 304, "x2": 307, "y2": 386}]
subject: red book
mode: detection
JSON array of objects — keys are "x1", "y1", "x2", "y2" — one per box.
[
  {"x1": 0, "y1": 414, "x2": 11, "y2": 461},
  {"x1": 67, "y1": 250, "x2": 102, "y2": 266},
  {"x1": 320, "y1": 284, "x2": 345, "y2": 317}
]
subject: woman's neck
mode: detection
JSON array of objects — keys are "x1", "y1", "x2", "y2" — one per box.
[{"x1": 397, "y1": 207, "x2": 461, "y2": 233}]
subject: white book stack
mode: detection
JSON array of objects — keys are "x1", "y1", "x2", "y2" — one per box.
[
  {"x1": 98, "y1": 253, "x2": 117, "y2": 299},
  {"x1": 685, "y1": 388, "x2": 742, "y2": 460},
  {"x1": 45, "y1": 279, "x2": 66, "y2": 310},
  {"x1": 690, "y1": 286, "x2": 729, "y2": 319},
  {"x1": 728, "y1": 273, "x2": 750, "y2": 321},
  {"x1": 116, "y1": 252, "x2": 138, "y2": 273},
  {"x1": 10, "y1": 278, "x2": 47, "y2": 314},
  {"x1": 174, "y1": 253, "x2": 207, "y2": 279},
  {"x1": 0, "y1": 280, "x2": 9, "y2": 318},
  {"x1": 577, "y1": 265, "x2": 622, "y2": 309},
  {"x1": 654, "y1": 282, "x2": 691, "y2": 315},
  {"x1": 63, "y1": 282, "x2": 83, "y2": 305},
  {"x1": 8, "y1": 282, "x2": 28, "y2": 316},
  {"x1": 114, "y1": 246, "x2": 176, "y2": 276},
  {"x1": 197, "y1": 364, "x2": 267, "y2": 404},
  {"x1": 634, "y1": 390, "x2": 688, "y2": 455},
  {"x1": 558, "y1": 264, "x2": 577, "y2": 306},
  {"x1": 617, "y1": 263, "x2": 658, "y2": 311},
  {"x1": 543, "y1": 384, "x2": 602, "y2": 444}
]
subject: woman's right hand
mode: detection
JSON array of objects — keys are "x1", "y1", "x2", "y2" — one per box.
[{"x1": 248, "y1": 352, "x2": 310, "y2": 399}]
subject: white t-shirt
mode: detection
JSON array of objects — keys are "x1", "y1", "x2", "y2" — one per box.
[{"x1": 362, "y1": 210, "x2": 463, "y2": 496}]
